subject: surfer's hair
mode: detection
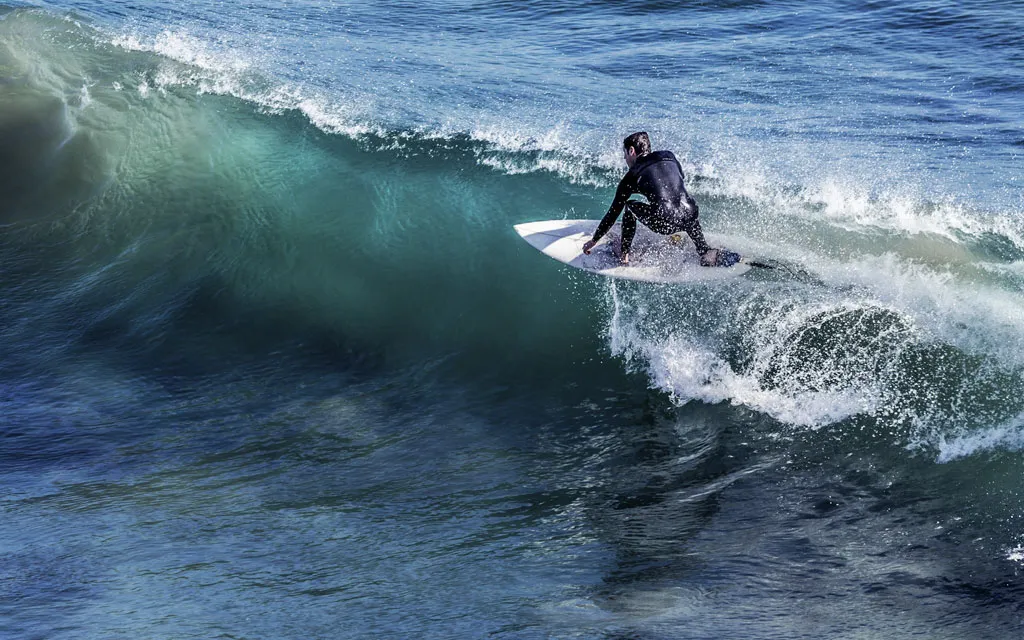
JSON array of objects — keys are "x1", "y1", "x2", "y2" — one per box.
[{"x1": 623, "y1": 131, "x2": 651, "y2": 156}]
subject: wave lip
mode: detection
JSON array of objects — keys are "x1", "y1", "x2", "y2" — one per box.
[
  {"x1": 94, "y1": 12, "x2": 1024, "y2": 247},
  {"x1": 109, "y1": 28, "x2": 379, "y2": 138}
]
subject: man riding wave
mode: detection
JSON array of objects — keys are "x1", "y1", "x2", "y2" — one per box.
[{"x1": 583, "y1": 131, "x2": 734, "y2": 267}]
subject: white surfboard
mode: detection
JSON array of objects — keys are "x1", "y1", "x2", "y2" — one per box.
[{"x1": 514, "y1": 219, "x2": 751, "y2": 283}]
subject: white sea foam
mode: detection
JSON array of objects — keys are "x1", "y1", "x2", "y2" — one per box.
[
  {"x1": 76, "y1": 84, "x2": 92, "y2": 108},
  {"x1": 1007, "y1": 546, "x2": 1024, "y2": 564},
  {"x1": 111, "y1": 30, "x2": 252, "y2": 75},
  {"x1": 468, "y1": 123, "x2": 571, "y2": 154},
  {"x1": 800, "y1": 179, "x2": 1024, "y2": 246},
  {"x1": 936, "y1": 414, "x2": 1024, "y2": 463},
  {"x1": 477, "y1": 153, "x2": 607, "y2": 186},
  {"x1": 110, "y1": 28, "x2": 377, "y2": 139},
  {"x1": 807, "y1": 252, "x2": 1024, "y2": 369},
  {"x1": 629, "y1": 332, "x2": 878, "y2": 428},
  {"x1": 607, "y1": 285, "x2": 899, "y2": 428},
  {"x1": 607, "y1": 244, "x2": 1024, "y2": 447},
  {"x1": 693, "y1": 148, "x2": 1024, "y2": 251}
]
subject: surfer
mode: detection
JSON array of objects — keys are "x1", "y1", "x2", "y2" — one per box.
[{"x1": 583, "y1": 131, "x2": 732, "y2": 267}]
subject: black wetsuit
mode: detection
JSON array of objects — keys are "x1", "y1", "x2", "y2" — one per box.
[{"x1": 592, "y1": 150, "x2": 710, "y2": 256}]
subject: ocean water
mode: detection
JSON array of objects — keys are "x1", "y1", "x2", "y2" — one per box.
[{"x1": 1, "y1": 0, "x2": 1023, "y2": 637}]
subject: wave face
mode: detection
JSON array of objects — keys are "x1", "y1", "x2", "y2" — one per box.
[{"x1": 3, "y1": 4, "x2": 1024, "y2": 639}]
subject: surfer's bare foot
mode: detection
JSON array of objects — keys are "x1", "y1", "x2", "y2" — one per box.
[
  {"x1": 700, "y1": 249, "x2": 719, "y2": 267},
  {"x1": 582, "y1": 239, "x2": 596, "y2": 255},
  {"x1": 620, "y1": 252, "x2": 630, "y2": 266}
]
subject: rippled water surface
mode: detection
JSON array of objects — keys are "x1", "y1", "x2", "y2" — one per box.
[{"x1": 2, "y1": 1, "x2": 1024, "y2": 637}]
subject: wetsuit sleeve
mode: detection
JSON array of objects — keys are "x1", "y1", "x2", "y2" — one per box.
[{"x1": 592, "y1": 175, "x2": 634, "y2": 242}]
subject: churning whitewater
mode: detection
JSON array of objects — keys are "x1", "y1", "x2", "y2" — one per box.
[{"x1": 2, "y1": 2, "x2": 1024, "y2": 638}]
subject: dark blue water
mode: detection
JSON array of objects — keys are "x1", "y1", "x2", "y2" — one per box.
[{"x1": 2, "y1": 1, "x2": 1024, "y2": 637}]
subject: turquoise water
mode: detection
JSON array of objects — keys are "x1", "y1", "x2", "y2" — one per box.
[{"x1": 2, "y1": 2, "x2": 1024, "y2": 637}]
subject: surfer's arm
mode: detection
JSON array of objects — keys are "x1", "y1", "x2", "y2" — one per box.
[{"x1": 584, "y1": 177, "x2": 632, "y2": 253}]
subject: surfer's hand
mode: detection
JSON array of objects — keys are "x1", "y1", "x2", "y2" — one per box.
[{"x1": 582, "y1": 239, "x2": 596, "y2": 255}]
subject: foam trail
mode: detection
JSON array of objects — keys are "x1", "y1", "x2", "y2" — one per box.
[
  {"x1": 937, "y1": 414, "x2": 1024, "y2": 463},
  {"x1": 607, "y1": 284, "x2": 899, "y2": 428}
]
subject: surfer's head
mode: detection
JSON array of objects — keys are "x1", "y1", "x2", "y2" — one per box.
[{"x1": 622, "y1": 131, "x2": 650, "y2": 168}]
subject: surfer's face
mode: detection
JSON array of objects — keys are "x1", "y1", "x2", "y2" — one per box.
[{"x1": 623, "y1": 145, "x2": 637, "y2": 168}]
